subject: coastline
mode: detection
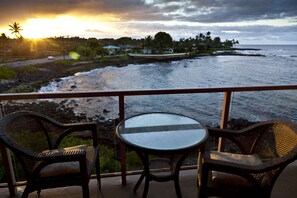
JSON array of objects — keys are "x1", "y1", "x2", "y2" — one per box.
[
  {"x1": 0, "y1": 56, "x2": 169, "y2": 93},
  {"x1": 0, "y1": 51, "x2": 262, "y2": 144},
  {"x1": 0, "y1": 49, "x2": 263, "y2": 94}
]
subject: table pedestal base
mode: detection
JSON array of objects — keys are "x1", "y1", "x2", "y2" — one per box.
[{"x1": 133, "y1": 152, "x2": 190, "y2": 198}]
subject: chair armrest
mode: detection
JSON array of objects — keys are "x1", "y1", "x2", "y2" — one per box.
[
  {"x1": 38, "y1": 148, "x2": 87, "y2": 161},
  {"x1": 205, "y1": 151, "x2": 296, "y2": 174},
  {"x1": 206, "y1": 127, "x2": 242, "y2": 137},
  {"x1": 206, "y1": 120, "x2": 281, "y2": 137},
  {"x1": 56, "y1": 122, "x2": 98, "y2": 148},
  {"x1": 206, "y1": 127, "x2": 254, "y2": 154}
]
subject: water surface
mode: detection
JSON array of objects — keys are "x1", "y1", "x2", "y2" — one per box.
[{"x1": 39, "y1": 45, "x2": 297, "y2": 125}]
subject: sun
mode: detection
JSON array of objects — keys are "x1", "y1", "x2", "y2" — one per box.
[
  {"x1": 22, "y1": 18, "x2": 59, "y2": 39},
  {"x1": 21, "y1": 15, "x2": 116, "y2": 39}
]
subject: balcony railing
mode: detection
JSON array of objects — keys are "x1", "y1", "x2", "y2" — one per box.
[{"x1": 1, "y1": 84, "x2": 297, "y2": 196}]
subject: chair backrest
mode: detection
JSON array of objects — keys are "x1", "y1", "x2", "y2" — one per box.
[
  {"x1": 252, "y1": 122, "x2": 297, "y2": 161},
  {"x1": 0, "y1": 111, "x2": 70, "y2": 176},
  {"x1": 0, "y1": 112, "x2": 68, "y2": 153}
]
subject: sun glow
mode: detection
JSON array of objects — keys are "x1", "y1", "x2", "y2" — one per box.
[{"x1": 21, "y1": 15, "x2": 114, "y2": 39}]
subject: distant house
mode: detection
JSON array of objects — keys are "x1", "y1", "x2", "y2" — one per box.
[
  {"x1": 103, "y1": 45, "x2": 121, "y2": 55},
  {"x1": 142, "y1": 48, "x2": 152, "y2": 54},
  {"x1": 119, "y1": 44, "x2": 137, "y2": 52},
  {"x1": 164, "y1": 48, "x2": 174, "y2": 53}
]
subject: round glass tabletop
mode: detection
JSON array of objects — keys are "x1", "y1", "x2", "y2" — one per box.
[{"x1": 116, "y1": 113, "x2": 208, "y2": 153}]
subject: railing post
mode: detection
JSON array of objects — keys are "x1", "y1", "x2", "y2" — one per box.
[
  {"x1": 118, "y1": 95, "x2": 126, "y2": 185},
  {"x1": 0, "y1": 145, "x2": 16, "y2": 196},
  {"x1": 0, "y1": 103, "x2": 16, "y2": 196},
  {"x1": 218, "y1": 91, "x2": 232, "y2": 151}
]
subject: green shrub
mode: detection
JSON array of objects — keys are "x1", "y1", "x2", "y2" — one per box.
[
  {"x1": 119, "y1": 55, "x2": 129, "y2": 60},
  {"x1": 99, "y1": 145, "x2": 120, "y2": 173},
  {"x1": 54, "y1": 60, "x2": 76, "y2": 66},
  {"x1": 0, "y1": 66, "x2": 16, "y2": 79},
  {"x1": 126, "y1": 151, "x2": 142, "y2": 170},
  {"x1": 8, "y1": 85, "x2": 34, "y2": 93},
  {"x1": 19, "y1": 65, "x2": 39, "y2": 73},
  {"x1": 60, "y1": 136, "x2": 120, "y2": 173}
]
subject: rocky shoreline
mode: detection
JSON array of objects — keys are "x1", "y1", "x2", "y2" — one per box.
[
  {"x1": 0, "y1": 52, "x2": 259, "y2": 145},
  {"x1": 0, "y1": 49, "x2": 262, "y2": 94},
  {"x1": 0, "y1": 56, "x2": 165, "y2": 93}
]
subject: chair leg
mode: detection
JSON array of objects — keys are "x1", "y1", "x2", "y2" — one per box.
[
  {"x1": 37, "y1": 188, "x2": 41, "y2": 196},
  {"x1": 82, "y1": 183, "x2": 90, "y2": 198},
  {"x1": 134, "y1": 172, "x2": 145, "y2": 192},
  {"x1": 174, "y1": 177, "x2": 182, "y2": 198},
  {"x1": 142, "y1": 176, "x2": 150, "y2": 198},
  {"x1": 198, "y1": 166, "x2": 209, "y2": 198},
  {"x1": 21, "y1": 187, "x2": 30, "y2": 198},
  {"x1": 96, "y1": 156, "x2": 101, "y2": 190}
]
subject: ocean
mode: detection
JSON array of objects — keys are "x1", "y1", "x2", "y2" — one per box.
[{"x1": 39, "y1": 45, "x2": 297, "y2": 125}]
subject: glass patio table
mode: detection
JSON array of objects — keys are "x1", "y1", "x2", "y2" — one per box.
[{"x1": 116, "y1": 112, "x2": 208, "y2": 198}]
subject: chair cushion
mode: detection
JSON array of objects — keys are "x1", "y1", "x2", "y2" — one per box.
[
  {"x1": 211, "y1": 171, "x2": 253, "y2": 188},
  {"x1": 208, "y1": 151, "x2": 262, "y2": 188},
  {"x1": 210, "y1": 151, "x2": 262, "y2": 165},
  {"x1": 39, "y1": 145, "x2": 95, "y2": 177}
]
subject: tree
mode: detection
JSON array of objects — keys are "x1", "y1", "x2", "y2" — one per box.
[
  {"x1": 0, "y1": 33, "x2": 9, "y2": 49},
  {"x1": 153, "y1": 31, "x2": 173, "y2": 53},
  {"x1": 0, "y1": 33, "x2": 8, "y2": 40},
  {"x1": 223, "y1": 39, "x2": 234, "y2": 47},
  {"x1": 86, "y1": 38, "x2": 100, "y2": 49},
  {"x1": 77, "y1": 46, "x2": 96, "y2": 58},
  {"x1": 0, "y1": 33, "x2": 9, "y2": 61},
  {"x1": 212, "y1": 37, "x2": 222, "y2": 48},
  {"x1": 205, "y1": 31, "x2": 212, "y2": 50},
  {"x1": 144, "y1": 35, "x2": 153, "y2": 48},
  {"x1": 9, "y1": 22, "x2": 23, "y2": 59},
  {"x1": 116, "y1": 37, "x2": 132, "y2": 46},
  {"x1": 9, "y1": 22, "x2": 23, "y2": 39}
]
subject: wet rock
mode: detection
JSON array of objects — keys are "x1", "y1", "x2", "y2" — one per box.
[
  {"x1": 228, "y1": 118, "x2": 256, "y2": 130},
  {"x1": 54, "y1": 78, "x2": 62, "y2": 82},
  {"x1": 103, "y1": 109, "x2": 110, "y2": 113}
]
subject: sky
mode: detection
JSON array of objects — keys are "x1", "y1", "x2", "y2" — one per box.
[{"x1": 0, "y1": 0, "x2": 297, "y2": 45}]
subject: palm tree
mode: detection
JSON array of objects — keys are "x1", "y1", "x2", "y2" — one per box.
[
  {"x1": 9, "y1": 22, "x2": 23, "y2": 59},
  {"x1": 144, "y1": 35, "x2": 154, "y2": 53},
  {"x1": 0, "y1": 33, "x2": 9, "y2": 61},
  {"x1": 9, "y1": 22, "x2": 23, "y2": 38}
]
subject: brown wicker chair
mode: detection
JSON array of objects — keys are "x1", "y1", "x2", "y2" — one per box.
[
  {"x1": 0, "y1": 111, "x2": 101, "y2": 198},
  {"x1": 198, "y1": 120, "x2": 297, "y2": 198}
]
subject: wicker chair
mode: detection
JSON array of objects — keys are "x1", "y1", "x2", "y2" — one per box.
[
  {"x1": 198, "y1": 120, "x2": 297, "y2": 198},
  {"x1": 0, "y1": 111, "x2": 101, "y2": 198}
]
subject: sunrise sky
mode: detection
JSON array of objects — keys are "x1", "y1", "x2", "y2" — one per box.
[{"x1": 1, "y1": 0, "x2": 297, "y2": 44}]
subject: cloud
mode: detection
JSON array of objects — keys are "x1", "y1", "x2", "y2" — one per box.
[
  {"x1": 1, "y1": 0, "x2": 297, "y2": 24},
  {"x1": 1, "y1": 0, "x2": 297, "y2": 44},
  {"x1": 85, "y1": 29, "x2": 106, "y2": 34}
]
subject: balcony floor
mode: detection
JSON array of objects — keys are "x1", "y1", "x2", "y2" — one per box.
[{"x1": 1, "y1": 160, "x2": 297, "y2": 198}]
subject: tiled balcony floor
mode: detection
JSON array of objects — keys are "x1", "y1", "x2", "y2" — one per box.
[{"x1": 1, "y1": 161, "x2": 297, "y2": 198}]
